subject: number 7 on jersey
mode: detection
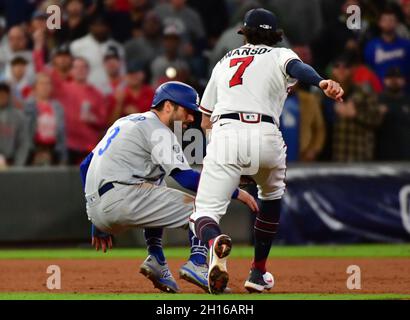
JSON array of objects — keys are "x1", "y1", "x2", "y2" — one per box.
[{"x1": 229, "y1": 56, "x2": 254, "y2": 87}]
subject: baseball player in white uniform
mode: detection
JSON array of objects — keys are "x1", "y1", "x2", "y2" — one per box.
[
  {"x1": 80, "y1": 81, "x2": 256, "y2": 293},
  {"x1": 189, "y1": 8, "x2": 344, "y2": 294}
]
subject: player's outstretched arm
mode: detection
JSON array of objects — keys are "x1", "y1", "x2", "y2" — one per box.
[{"x1": 286, "y1": 59, "x2": 344, "y2": 102}]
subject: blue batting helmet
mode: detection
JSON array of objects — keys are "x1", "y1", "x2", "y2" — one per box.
[{"x1": 152, "y1": 81, "x2": 199, "y2": 112}]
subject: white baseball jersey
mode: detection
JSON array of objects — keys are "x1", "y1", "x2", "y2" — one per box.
[
  {"x1": 191, "y1": 43, "x2": 299, "y2": 226},
  {"x1": 200, "y1": 44, "x2": 300, "y2": 126},
  {"x1": 85, "y1": 111, "x2": 190, "y2": 196}
]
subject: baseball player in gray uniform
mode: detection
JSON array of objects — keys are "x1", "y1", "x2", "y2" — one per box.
[{"x1": 80, "y1": 81, "x2": 256, "y2": 293}]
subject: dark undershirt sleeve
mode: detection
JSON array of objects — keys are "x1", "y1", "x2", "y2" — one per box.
[{"x1": 286, "y1": 59, "x2": 324, "y2": 87}]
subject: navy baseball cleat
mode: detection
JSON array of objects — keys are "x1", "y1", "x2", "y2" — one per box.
[
  {"x1": 244, "y1": 268, "x2": 274, "y2": 293},
  {"x1": 139, "y1": 255, "x2": 180, "y2": 293},
  {"x1": 179, "y1": 260, "x2": 209, "y2": 292},
  {"x1": 208, "y1": 234, "x2": 232, "y2": 294}
]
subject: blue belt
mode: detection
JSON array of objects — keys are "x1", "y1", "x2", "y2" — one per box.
[{"x1": 98, "y1": 182, "x2": 115, "y2": 197}]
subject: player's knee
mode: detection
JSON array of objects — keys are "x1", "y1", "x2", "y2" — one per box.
[
  {"x1": 254, "y1": 198, "x2": 281, "y2": 237},
  {"x1": 257, "y1": 185, "x2": 285, "y2": 201}
]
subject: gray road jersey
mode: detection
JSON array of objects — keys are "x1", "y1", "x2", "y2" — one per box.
[{"x1": 85, "y1": 111, "x2": 190, "y2": 195}]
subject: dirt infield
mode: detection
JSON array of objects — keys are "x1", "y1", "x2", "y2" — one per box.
[{"x1": 1, "y1": 258, "x2": 410, "y2": 294}]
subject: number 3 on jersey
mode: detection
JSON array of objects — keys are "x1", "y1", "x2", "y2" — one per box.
[
  {"x1": 98, "y1": 126, "x2": 120, "y2": 156},
  {"x1": 229, "y1": 56, "x2": 254, "y2": 87}
]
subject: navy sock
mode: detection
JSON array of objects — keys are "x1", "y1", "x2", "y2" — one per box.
[
  {"x1": 188, "y1": 229, "x2": 208, "y2": 265},
  {"x1": 144, "y1": 228, "x2": 166, "y2": 265},
  {"x1": 194, "y1": 217, "x2": 221, "y2": 245},
  {"x1": 253, "y1": 199, "x2": 281, "y2": 273}
]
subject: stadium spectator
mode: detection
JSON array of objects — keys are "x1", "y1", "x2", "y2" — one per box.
[
  {"x1": 124, "y1": 11, "x2": 163, "y2": 68},
  {"x1": 333, "y1": 48, "x2": 384, "y2": 94},
  {"x1": 268, "y1": 0, "x2": 323, "y2": 45},
  {"x1": 150, "y1": 24, "x2": 190, "y2": 87},
  {"x1": 33, "y1": 43, "x2": 74, "y2": 103},
  {"x1": 312, "y1": 0, "x2": 365, "y2": 74},
  {"x1": 271, "y1": 44, "x2": 326, "y2": 162},
  {"x1": 0, "y1": 82, "x2": 30, "y2": 166},
  {"x1": 70, "y1": 14, "x2": 124, "y2": 95},
  {"x1": 109, "y1": 61, "x2": 154, "y2": 124},
  {"x1": 187, "y1": 0, "x2": 229, "y2": 48},
  {"x1": 54, "y1": 0, "x2": 90, "y2": 46},
  {"x1": 29, "y1": 10, "x2": 48, "y2": 38},
  {"x1": 397, "y1": 0, "x2": 410, "y2": 39},
  {"x1": 64, "y1": 58, "x2": 108, "y2": 165},
  {"x1": 127, "y1": 0, "x2": 154, "y2": 36},
  {"x1": 402, "y1": 0, "x2": 410, "y2": 29},
  {"x1": 104, "y1": 0, "x2": 133, "y2": 43},
  {"x1": 364, "y1": 7, "x2": 410, "y2": 90},
  {"x1": 7, "y1": 56, "x2": 33, "y2": 105},
  {"x1": 104, "y1": 46, "x2": 125, "y2": 93},
  {"x1": 24, "y1": 73, "x2": 66, "y2": 166},
  {"x1": 376, "y1": 67, "x2": 410, "y2": 161},
  {"x1": 154, "y1": 0, "x2": 206, "y2": 44},
  {"x1": 328, "y1": 55, "x2": 383, "y2": 162},
  {"x1": 280, "y1": 85, "x2": 325, "y2": 162},
  {"x1": 0, "y1": 26, "x2": 35, "y2": 87},
  {"x1": 101, "y1": 0, "x2": 133, "y2": 42},
  {"x1": 0, "y1": 0, "x2": 36, "y2": 29}
]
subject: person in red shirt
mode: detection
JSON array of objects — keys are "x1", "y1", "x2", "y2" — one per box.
[
  {"x1": 33, "y1": 41, "x2": 74, "y2": 102},
  {"x1": 108, "y1": 61, "x2": 154, "y2": 124},
  {"x1": 24, "y1": 73, "x2": 66, "y2": 166},
  {"x1": 64, "y1": 57, "x2": 108, "y2": 165}
]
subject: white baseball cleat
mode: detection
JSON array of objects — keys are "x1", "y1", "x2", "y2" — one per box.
[
  {"x1": 207, "y1": 234, "x2": 232, "y2": 294},
  {"x1": 244, "y1": 268, "x2": 275, "y2": 293}
]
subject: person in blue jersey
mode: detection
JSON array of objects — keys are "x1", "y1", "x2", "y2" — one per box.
[{"x1": 364, "y1": 7, "x2": 410, "y2": 92}]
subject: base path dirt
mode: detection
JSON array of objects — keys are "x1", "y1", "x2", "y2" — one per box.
[{"x1": 1, "y1": 258, "x2": 410, "y2": 294}]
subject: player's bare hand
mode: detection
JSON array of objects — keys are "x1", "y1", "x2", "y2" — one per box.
[
  {"x1": 237, "y1": 189, "x2": 259, "y2": 213},
  {"x1": 319, "y1": 79, "x2": 344, "y2": 102},
  {"x1": 92, "y1": 235, "x2": 113, "y2": 253},
  {"x1": 91, "y1": 224, "x2": 113, "y2": 253}
]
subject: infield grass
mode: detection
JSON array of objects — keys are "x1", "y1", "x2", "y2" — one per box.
[{"x1": 0, "y1": 244, "x2": 409, "y2": 259}]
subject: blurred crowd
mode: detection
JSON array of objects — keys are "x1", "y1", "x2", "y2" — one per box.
[{"x1": 0, "y1": 0, "x2": 409, "y2": 167}]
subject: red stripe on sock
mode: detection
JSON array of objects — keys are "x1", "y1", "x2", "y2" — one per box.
[
  {"x1": 252, "y1": 259, "x2": 267, "y2": 274},
  {"x1": 208, "y1": 238, "x2": 215, "y2": 248}
]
